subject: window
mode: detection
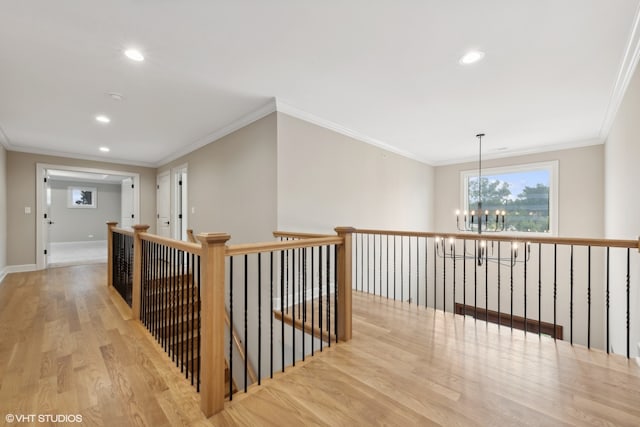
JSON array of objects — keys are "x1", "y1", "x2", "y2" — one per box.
[{"x1": 460, "y1": 161, "x2": 558, "y2": 234}]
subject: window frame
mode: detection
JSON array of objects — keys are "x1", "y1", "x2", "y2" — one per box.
[{"x1": 459, "y1": 160, "x2": 559, "y2": 236}]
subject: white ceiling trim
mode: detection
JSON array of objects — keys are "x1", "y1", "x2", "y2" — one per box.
[
  {"x1": 599, "y1": 2, "x2": 640, "y2": 140},
  {"x1": 432, "y1": 137, "x2": 604, "y2": 166},
  {"x1": 275, "y1": 99, "x2": 432, "y2": 166},
  {"x1": 154, "y1": 98, "x2": 278, "y2": 167},
  {"x1": 8, "y1": 144, "x2": 156, "y2": 168}
]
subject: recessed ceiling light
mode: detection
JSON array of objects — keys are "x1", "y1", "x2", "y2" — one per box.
[
  {"x1": 459, "y1": 50, "x2": 485, "y2": 65},
  {"x1": 99, "y1": 147, "x2": 110, "y2": 152},
  {"x1": 95, "y1": 115, "x2": 111, "y2": 124},
  {"x1": 124, "y1": 48, "x2": 144, "y2": 62}
]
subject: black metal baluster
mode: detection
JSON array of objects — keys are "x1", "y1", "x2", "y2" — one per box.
[
  {"x1": 326, "y1": 245, "x2": 331, "y2": 347},
  {"x1": 302, "y1": 248, "x2": 306, "y2": 361},
  {"x1": 373, "y1": 233, "x2": 377, "y2": 296},
  {"x1": 163, "y1": 245, "x2": 168, "y2": 353},
  {"x1": 184, "y1": 248, "x2": 189, "y2": 380},
  {"x1": 380, "y1": 234, "x2": 383, "y2": 298},
  {"x1": 319, "y1": 246, "x2": 323, "y2": 352},
  {"x1": 510, "y1": 245, "x2": 514, "y2": 329},
  {"x1": 292, "y1": 248, "x2": 296, "y2": 365},
  {"x1": 191, "y1": 253, "x2": 196, "y2": 386},
  {"x1": 626, "y1": 248, "x2": 630, "y2": 359},
  {"x1": 334, "y1": 245, "x2": 339, "y2": 343},
  {"x1": 258, "y1": 252, "x2": 262, "y2": 385},
  {"x1": 355, "y1": 234, "x2": 359, "y2": 293},
  {"x1": 452, "y1": 241, "x2": 456, "y2": 314},
  {"x1": 170, "y1": 247, "x2": 175, "y2": 363},
  {"x1": 485, "y1": 243, "x2": 488, "y2": 322},
  {"x1": 497, "y1": 242, "x2": 501, "y2": 327},
  {"x1": 570, "y1": 245, "x2": 574, "y2": 345},
  {"x1": 393, "y1": 235, "x2": 397, "y2": 300},
  {"x1": 285, "y1": 245, "x2": 289, "y2": 314},
  {"x1": 401, "y1": 236, "x2": 404, "y2": 302},
  {"x1": 409, "y1": 235, "x2": 412, "y2": 304},
  {"x1": 587, "y1": 246, "x2": 591, "y2": 349},
  {"x1": 180, "y1": 249, "x2": 185, "y2": 373},
  {"x1": 387, "y1": 235, "x2": 390, "y2": 299},
  {"x1": 244, "y1": 254, "x2": 248, "y2": 392},
  {"x1": 196, "y1": 255, "x2": 201, "y2": 392},
  {"x1": 311, "y1": 247, "x2": 315, "y2": 357},
  {"x1": 443, "y1": 238, "x2": 446, "y2": 311},
  {"x1": 463, "y1": 240, "x2": 466, "y2": 311},
  {"x1": 538, "y1": 244, "x2": 542, "y2": 337},
  {"x1": 229, "y1": 256, "x2": 233, "y2": 397},
  {"x1": 270, "y1": 251, "x2": 274, "y2": 378},
  {"x1": 553, "y1": 244, "x2": 557, "y2": 339},
  {"x1": 524, "y1": 244, "x2": 528, "y2": 334},
  {"x1": 606, "y1": 247, "x2": 610, "y2": 353},
  {"x1": 280, "y1": 251, "x2": 285, "y2": 371},
  {"x1": 474, "y1": 241, "x2": 478, "y2": 319}
]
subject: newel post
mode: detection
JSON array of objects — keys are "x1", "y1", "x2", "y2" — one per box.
[
  {"x1": 197, "y1": 232, "x2": 231, "y2": 417},
  {"x1": 131, "y1": 224, "x2": 150, "y2": 320},
  {"x1": 106, "y1": 221, "x2": 118, "y2": 288},
  {"x1": 335, "y1": 227, "x2": 355, "y2": 341}
]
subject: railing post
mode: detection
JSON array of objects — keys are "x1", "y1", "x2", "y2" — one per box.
[
  {"x1": 197, "y1": 232, "x2": 231, "y2": 417},
  {"x1": 132, "y1": 224, "x2": 150, "y2": 320},
  {"x1": 335, "y1": 227, "x2": 355, "y2": 341},
  {"x1": 106, "y1": 221, "x2": 118, "y2": 288}
]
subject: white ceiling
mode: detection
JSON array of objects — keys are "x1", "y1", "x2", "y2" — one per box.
[{"x1": 1, "y1": 1, "x2": 639, "y2": 167}]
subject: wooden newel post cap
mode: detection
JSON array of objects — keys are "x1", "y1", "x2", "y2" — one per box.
[
  {"x1": 132, "y1": 224, "x2": 150, "y2": 233},
  {"x1": 106, "y1": 221, "x2": 118, "y2": 227},
  {"x1": 197, "y1": 233, "x2": 231, "y2": 245},
  {"x1": 335, "y1": 227, "x2": 356, "y2": 235}
]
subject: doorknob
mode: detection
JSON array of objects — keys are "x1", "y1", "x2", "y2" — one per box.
[{"x1": 164, "y1": 221, "x2": 170, "y2": 225}]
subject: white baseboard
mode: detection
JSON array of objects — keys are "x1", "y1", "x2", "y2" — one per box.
[
  {"x1": 0, "y1": 267, "x2": 6, "y2": 284},
  {"x1": 4, "y1": 264, "x2": 37, "y2": 275}
]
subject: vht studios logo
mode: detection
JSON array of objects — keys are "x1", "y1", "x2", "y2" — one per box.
[{"x1": 5, "y1": 414, "x2": 83, "y2": 423}]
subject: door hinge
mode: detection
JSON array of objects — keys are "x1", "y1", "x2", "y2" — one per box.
[
  {"x1": 178, "y1": 214, "x2": 182, "y2": 219},
  {"x1": 157, "y1": 185, "x2": 160, "y2": 190},
  {"x1": 44, "y1": 249, "x2": 47, "y2": 255},
  {"x1": 179, "y1": 180, "x2": 182, "y2": 186},
  {"x1": 131, "y1": 214, "x2": 134, "y2": 219},
  {"x1": 157, "y1": 214, "x2": 160, "y2": 219},
  {"x1": 44, "y1": 177, "x2": 47, "y2": 183},
  {"x1": 44, "y1": 213, "x2": 48, "y2": 219},
  {"x1": 131, "y1": 184, "x2": 134, "y2": 189}
]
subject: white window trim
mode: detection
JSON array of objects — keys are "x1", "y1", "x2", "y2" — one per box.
[{"x1": 459, "y1": 160, "x2": 559, "y2": 236}]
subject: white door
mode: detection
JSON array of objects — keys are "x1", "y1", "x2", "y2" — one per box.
[
  {"x1": 121, "y1": 177, "x2": 134, "y2": 228},
  {"x1": 157, "y1": 172, "x2": 171, "y2": 237}
]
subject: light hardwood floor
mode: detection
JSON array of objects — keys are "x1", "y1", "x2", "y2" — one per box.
[{"x1": 1, "y1": 265, "x2": 639, "y2": 426}]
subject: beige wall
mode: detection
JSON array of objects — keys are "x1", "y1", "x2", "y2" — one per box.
[
  {"x1": 0, "y1": 145, "x2": 7, "y2": 277},
  {"x1": 277, "y1": 113, "x2": 434, "y2": 233},
  {"x1": 159, "y1": 113, "x2": 277, "y2": 244},
  {"x1": 6, "y1": 151, "x2": 156, "y2": 266},
  {"x1": 434, "y1": 144, "x2": 604, "y2": 238},
  {"x1": 48, "y1": 180, "x2": 121, "y2": 243},
  {"x1": 604, "y1": 61, "x2": 640, "y2": 357}
]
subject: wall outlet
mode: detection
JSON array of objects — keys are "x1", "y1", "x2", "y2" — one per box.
[
  {"x1": 88, "y1": 234, "x2": 94, "y2": 238},
  {"x1": 24, "y1": 206, "x2": 31, "y2": 214}
]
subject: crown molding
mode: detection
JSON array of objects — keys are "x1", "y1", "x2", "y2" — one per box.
[
  {"x1": 155, "y1": 98, "x2": 277, "y2": 167},
  {"x1": 5, "y1": 144, "x2": 156, "y2": 168},
  {"x1": 599, "y1": 2, "x2": 640, "y2": 140},
  {"x1": 432, "y1": 137, "x2": 604, "y2": 167},
  {"x1": 275, "y1": 99, "x2": 433, "y2": 165}
]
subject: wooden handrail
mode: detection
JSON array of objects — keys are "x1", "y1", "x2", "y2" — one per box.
[
  {"x1": 226, "y1": 236, "x2": 343, "y2": 257},
  {"x1": 112, "y1": 226, "x2": 134, "y2": 237},
  {"x1": 224, "y1": 310, "x2": 258, "y2": 385},
  {"x1": 273, "y1": 230, "x2": 334, "y2": 239},
  {"x1": 140, "y1": 232, "x2": 203, "y2": 256},
  {"x1": 354, "y1": 228, "x2": 639, "y2": 250}
]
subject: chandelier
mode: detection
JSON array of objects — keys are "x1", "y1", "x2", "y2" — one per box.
[
  {"x1": 456, "y1": 133, "x2": 506, "y2": 233},
  {"x1": 435, "y1": 133, "x2": 531, "y2": 266}
]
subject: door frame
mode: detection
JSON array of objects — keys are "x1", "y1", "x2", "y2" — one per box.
[
  {"x1": 35, "y1": 163, "x2": 140, "y2": 270},
  {"x1": 171, "y1": 164, "x2": 188, "y2": 240}
]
